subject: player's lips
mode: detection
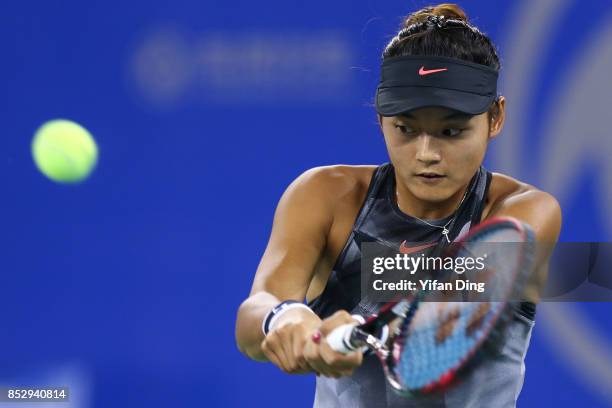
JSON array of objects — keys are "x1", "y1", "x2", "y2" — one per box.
[
  {"x1": 416, "y1": 172, "x2": 445, "y2": 178},
  {"x1": 415, "y1": 172, "x2": 445, "y2": 183}
]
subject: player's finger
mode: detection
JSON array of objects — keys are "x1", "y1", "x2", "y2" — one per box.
[
  {"x1": 277, "y1": 323, "x2": 313, "y2": 374},
  {"x1": 261, "y1": 338, "x2": 287, "y2": 372},
  {"x1": 319, "y1": 339, "x2": 363, "y2": 371},
  {"x1": 318, "y1": 310, "x2": 357, "y2": 337},
  {"x1": 262, "y1": 334, "x2": 291, "y2": 373},
  {"x1": 271, "y1": 325, "x2": 299, "y2": 371},
  {"x1": 306, "y1": 338, "x2": 352, "y2": 378},
  {"x1": 291, "y1": 329, "x2": 312, "y2": 373},
  {"x1": 303, "y1": 339, "x2": 325, "y2": 372},
  {"x1": 304, "y1": 338, "x2": 338, "y2": 377}
]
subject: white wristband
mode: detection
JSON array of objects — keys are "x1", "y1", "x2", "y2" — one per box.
[{"x1": 262, "y1": 302, "x2": 315, "y2": 336}]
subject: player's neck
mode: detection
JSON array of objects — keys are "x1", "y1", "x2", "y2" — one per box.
[{"x1": 396, "y1": 184, "x2": 469, "y2": 221}]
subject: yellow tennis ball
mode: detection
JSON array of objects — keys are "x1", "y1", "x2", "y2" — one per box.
[{"x1": 31, "y1": 119, "x2": 98, "y2": 183}]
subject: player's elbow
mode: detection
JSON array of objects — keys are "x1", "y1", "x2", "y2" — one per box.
[
  {"x1": 235, "y1": 299, "x2": 268, "y2": 361},
  {"x1": 235, "y1": 329, "x2": 248, "y2": 357},
  {"x1": 531, "y1": 191, "x2": 563, "y2": 243},
  {"x1": 234, "y1": 300, "x2": 251, "y2": 354}
]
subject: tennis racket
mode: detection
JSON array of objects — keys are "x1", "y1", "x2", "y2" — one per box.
[{"x1": 326, "y1": 216, "x2": 535, "y2": 394}]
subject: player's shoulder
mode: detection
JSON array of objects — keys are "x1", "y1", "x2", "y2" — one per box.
[
  {"x1": 486, "y1": 172, "x2": 561, "y2": 221},
  {"x1": 288, "y1": 164, "x2": 378, "y2": 200}
]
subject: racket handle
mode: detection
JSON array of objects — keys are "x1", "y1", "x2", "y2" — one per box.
[{"x1": 327, "y1": 323, "x2": 359, "y2": 353}]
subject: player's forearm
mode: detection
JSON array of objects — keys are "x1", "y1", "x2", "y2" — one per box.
[{"x1": 235, "y1": 292, "x2": 281, "y2": 361}]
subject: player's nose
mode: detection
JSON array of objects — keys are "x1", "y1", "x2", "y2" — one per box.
[{"x1": 415, "y1": 134, "x2": 441, "y2": 164}]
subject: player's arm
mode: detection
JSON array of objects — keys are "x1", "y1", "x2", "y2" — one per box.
[
  {"x1": 235, "y1": 167, "x2": 362, "y2": 376},
  {"x1": 487, "y1": 185, "x2": 562, "y2": 302}
]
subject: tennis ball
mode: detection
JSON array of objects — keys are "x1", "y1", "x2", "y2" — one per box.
[{"x1": 31, "y1": 119, "x2": 98, "y2": 183}]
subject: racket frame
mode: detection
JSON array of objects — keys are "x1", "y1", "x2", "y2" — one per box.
[{"x1": 330, "y1": 216, "x2": 535, "y2": 394}]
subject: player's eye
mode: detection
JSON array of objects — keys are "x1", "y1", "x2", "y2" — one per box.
[
  {"x1": 395, "y1": 125, "x2": 415, "y2": 135},
  {"x1": 441, "y1": 128, "x2": 463, "y2": 137}
]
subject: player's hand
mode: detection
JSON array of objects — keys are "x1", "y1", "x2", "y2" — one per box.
[
  {"x1": 304, "y1": 310, "x2": 363, "y2": 378},
  {"x1": 261, "y1": 308, "x2": 321, "y2": 374}
]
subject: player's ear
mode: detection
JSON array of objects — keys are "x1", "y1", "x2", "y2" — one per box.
[{"x1": 488, "y1": 96, "x2": 505, "y2": 140}]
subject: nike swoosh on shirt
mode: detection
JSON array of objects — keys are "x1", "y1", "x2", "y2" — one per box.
[
  {"x1": 418, "y1": 66, "x2": 448, "y2": 76},
  {"x1": 399, "y1": 240, "x2": 437, "y2": 254}
]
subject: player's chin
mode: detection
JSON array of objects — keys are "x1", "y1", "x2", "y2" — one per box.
[{"x1": 409, "y1": 182, "x2": 454, "y2": 202}]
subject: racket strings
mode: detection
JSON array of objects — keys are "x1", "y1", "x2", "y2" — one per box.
[{"x1": 387, "y1": 223, "x2": 533, "y2": 392}]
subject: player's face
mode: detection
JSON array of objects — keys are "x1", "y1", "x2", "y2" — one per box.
[{"x1": 380, "y1": 106, "x2": 495, "y2": 204}]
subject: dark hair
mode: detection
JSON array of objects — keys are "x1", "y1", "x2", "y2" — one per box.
[
  {"x1": 383, "y1": 4, "x2": 501, "y2": 118},
  {"x1": 384, "y1": 3, "x2": 501, "y2": 71}
]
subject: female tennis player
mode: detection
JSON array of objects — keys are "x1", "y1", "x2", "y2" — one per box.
[{"x1": 236, "y1": 4, "x2": 561, "y2": 407}]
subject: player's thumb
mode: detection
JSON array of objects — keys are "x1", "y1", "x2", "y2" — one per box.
[{"x1": 318, "y1": 310, "x2": 358, "y2": 336}]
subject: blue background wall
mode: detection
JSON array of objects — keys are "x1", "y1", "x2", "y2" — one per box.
[{"x1": 1, "y1": 0, "x2": 612, "y2": 406}]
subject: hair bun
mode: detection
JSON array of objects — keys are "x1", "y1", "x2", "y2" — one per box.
[{"x1": 403, "y1": 3, "x2": 469, "y2": 28}]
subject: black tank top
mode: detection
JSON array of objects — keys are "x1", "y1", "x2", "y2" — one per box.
[{"x1": 308, "y1": 162, "x2": 535, "y2": 320}]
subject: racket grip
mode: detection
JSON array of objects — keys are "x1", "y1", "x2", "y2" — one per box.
[{"x1": 327, "y1": 323, "x2": 359, "y2": 353}]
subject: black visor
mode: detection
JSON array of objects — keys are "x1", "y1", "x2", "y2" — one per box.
[{"x1": 375, "y1": 56, "x2": 498, "y2": 116}]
